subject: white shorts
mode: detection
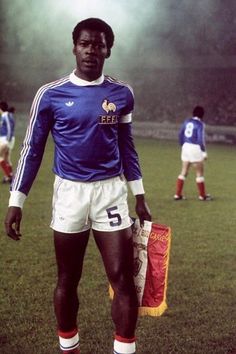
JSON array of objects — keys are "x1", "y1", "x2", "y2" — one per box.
[
  {"x1": 181, "y1": 143, "x2": 204, "y2": 163},
  {"x1": 50, "y1": 175, "x2": 132, "y2": 233},
  {"x1": 0, "y1": 136, "x2": 9, "y2": 147}
]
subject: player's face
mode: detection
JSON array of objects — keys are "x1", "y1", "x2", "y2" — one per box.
[{"x1": 73, "y1": 29, "x2": 110, "y2": 81}]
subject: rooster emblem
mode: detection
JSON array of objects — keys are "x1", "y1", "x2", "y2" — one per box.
[{"x1": 102, "y1": 99, "x2": 116, "y2": 113}]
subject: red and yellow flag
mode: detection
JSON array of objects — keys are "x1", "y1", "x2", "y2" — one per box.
[
  {"x1": 133, "y1": 220, "x2": 171, "y2": 316},
  {"x1": 109, "y1": 220, "x2": 171, "y2": 317}
]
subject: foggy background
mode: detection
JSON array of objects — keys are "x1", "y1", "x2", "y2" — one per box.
[{"x1": 0, "y1": 0, "x2": 236, "y2": 126}]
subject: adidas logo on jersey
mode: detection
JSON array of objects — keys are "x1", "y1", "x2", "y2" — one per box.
[{"x1": 65, "y1": 101, "x2": 74, "y2": 107}]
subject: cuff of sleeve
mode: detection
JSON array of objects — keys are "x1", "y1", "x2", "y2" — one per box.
[
  {"x1": 9, "y1": 191, "x2": 27, "y2": 209},
  {"x1": 128, "y1": 179, "x2": 145, "y2": 196}
]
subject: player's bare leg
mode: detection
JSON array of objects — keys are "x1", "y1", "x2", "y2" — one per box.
[
  {"x1": 180, "y1": 160, "x2": 191, "y2": 177},
  {"x1": 54, "y1": 230, "x2": 90, "y2": 353},
  {"x1": 174, "y1": 161, "x2": 190, "y2": 200},
  {"x1": 93, "y1": 227, "x2": 138, "y2": 354}
]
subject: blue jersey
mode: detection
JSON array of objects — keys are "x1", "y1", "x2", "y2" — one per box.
[
  {"x1": 12, "y1": 72, "x2": 142, "y2": 196},
  {"x1": 0, "y1": 111, "x2": 15, "y2": 141},
  {"x1": 179, "y1": 117, "x2": 206, "y2": 152}
]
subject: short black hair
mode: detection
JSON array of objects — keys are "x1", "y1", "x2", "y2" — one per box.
[
  {"x1": 72, "y1": 18, "x2": 114, "y2": 49},
  {"x1": 9, "y1": 106, "x2": 15, "y2": 113},
  {"x1": 193, "y1": 106, "x2": 204, "y2": 118},
  {"x1": 0, "y1": 101, "x2": 8, "y2": 111}
]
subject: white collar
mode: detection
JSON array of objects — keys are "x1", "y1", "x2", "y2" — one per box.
[
  {"x1": 69, "y1": 70, "x2": 104, "y2": 86},
  {"x1": 193, "y1": 116, "x2": 201, "y2": 121}
]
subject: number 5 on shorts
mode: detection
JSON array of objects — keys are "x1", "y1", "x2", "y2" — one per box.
[{"x1": 106, "y1": 206, "x2": 122, "y2": 227}]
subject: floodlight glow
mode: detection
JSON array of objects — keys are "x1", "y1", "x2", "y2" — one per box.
[{"x1": 51, "y1": 0, "x2": 128, "y2": 28}]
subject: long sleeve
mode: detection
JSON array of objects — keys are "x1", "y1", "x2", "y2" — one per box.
[
  {"x1": 197, "y1": 122, "x2": 206, "y2": 152},
  {"x1": 178, "y1": 122, "x2": 185, "y2": 146},
  {"x1": 1, "y1": 112, "x2": 13, "y2": 141},
  {"x1": 118, "y1": 115, "x2": 144, "y2": 195},
  {"x1": 10, "y1": 88, "x2": 54, "y2": 205}
]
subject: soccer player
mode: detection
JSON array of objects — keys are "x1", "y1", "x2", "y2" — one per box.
[
  {"x1": 174, "y1": 106, "x2": 212, "y2": 201},
  {"x1": 4, "y1": 18, "x2": 151, "y2": 354},
  {"x1": 0, "y1": 101, "x2": 15, "y2": 183}
]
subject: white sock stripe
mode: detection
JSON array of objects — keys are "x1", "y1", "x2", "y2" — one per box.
[
  {"x1": 178, "y1": 175, "x2": 185, "y2": 180},
  {"x1": 60, "y1": 342, "x2": 80, "y2": 351},
  {"x1": 113, "y1": 350, "x2": 135, "y2": 354},
  {"x1": 59, "y1": 333, "x2": 79, "y2": 350},
  {"x1": 196, "y1": 176, "x2": 205, "y2": 183},
  {"x1": 114, "y1": 339, "x2": 136, "y2": 354}
]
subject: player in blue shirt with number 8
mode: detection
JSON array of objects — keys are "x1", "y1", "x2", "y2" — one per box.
[{"x1": 174, "y1": 106, "x2": 212, "y2": 201}]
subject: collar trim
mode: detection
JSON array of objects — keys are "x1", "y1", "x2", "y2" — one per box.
[{"x1": 69, "y1": 70, "x2": 104, "y2": 86}]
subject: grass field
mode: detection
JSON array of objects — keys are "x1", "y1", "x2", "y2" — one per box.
[{"x1": 0, "y1": 137, "x2": 236, "y2": 354}]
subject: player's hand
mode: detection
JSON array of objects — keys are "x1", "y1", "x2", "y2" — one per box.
[
  {"x1": 5, "y1": 206, "x2": 22, "y2": 241},
  {"x1": 135, "y1": 194, "x2": 152, "y2": 226},
  {"x1": 203, "y1": 152, "x2": 208, "y2": 160}
]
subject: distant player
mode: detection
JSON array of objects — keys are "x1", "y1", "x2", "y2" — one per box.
[
  {"x1": 6, "y1": 106, "x2": 16, "y2": 175},
  {"x1": 174, "y1": 106, "x2": 212, "y2": 201},
  {"x1": 4, "y1": 18, "x2": 151, "y2": 354},
  {"x1": 0, "y1": 101, "x2": 15, "y2": 183}
]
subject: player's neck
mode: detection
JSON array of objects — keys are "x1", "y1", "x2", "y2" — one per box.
[{"x1": 74, "y1": 69, "x2": 102, "y2": 82}]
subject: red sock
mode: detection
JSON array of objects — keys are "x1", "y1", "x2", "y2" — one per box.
[
  {"x1": 175, "y1": 175, "x2": 185, "y2": 197},
  {"x1": 196, "y1": 177, "x2": 206, "y2": 197},
  {"x1": 0, "y1": 160, "x2": 11, "y2": 177}
]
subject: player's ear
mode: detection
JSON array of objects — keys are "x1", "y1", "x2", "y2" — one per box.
[
  {"x1": 72, "y1": 46, "x2": 76, "y2": 55},
  {"x1": 106, "y1": 48, "x2": 111, "y2": 58}
]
